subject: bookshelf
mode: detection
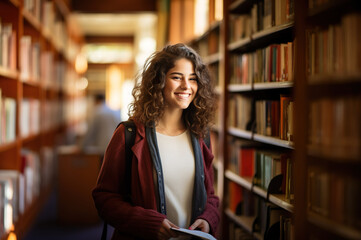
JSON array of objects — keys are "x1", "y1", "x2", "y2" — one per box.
[
  {"x1": 0, "y1": 0, "x2": 85, "y2": 239},
  {"x1": 221, "y1": 0, "x2": 296, "y2": 239},
  {"x1": 293, "y1": 0, "x2": 361, "y2": 239}
]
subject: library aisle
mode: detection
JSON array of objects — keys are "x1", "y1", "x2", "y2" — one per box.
[{"x1": 23, "y1": 190, "x2": 114, "y2": 240}]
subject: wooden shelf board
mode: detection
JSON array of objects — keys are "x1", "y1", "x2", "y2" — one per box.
[
  {"x1": 225, "y1": 208, "x2": 255, "y2": 233},
  {"x1": 204, "y1": 52, "x2": 221, "y2": 65},
  {"x1": 228, "y1": 83, "x2": 252, "y2": 92},
  {"x1": 22, "y1": 9, "x2": 41, "y2": 32},
  {"x1": 22, "y1": 133, "x2": 41, "y2": 144},
  {"x1": 0, "y1": 141, "x2": 18, "y2": 152},
  {"x1": 308, "y1": 212, "x2": 361, "y2": 240},
  {"x1": 252, "y1": 22, "x2": 294, "y2": 41},
  {"x1": 307, "y1": 76, "x2": 361, "y2": 98},
  {"x1": 0, "y1": 66, "x2": 18, "y2": 79},
  {"x1": 269, "y1": 194, "x2": 294, "y2": 212},
  {"x1": 308, "y1": 73, "x2": 361, "y2": 83},
  {"x1": 228, "y1": 127, "x2": 252, "y2": 140},
  {"x1": 252, "y1": 185, "x2": 267, "y2": 199},
  {"x1": 22, "y1": 79, "x2": 41, "y2": 87},
  {"x1": 253, "y1": 81, "x2": 293, "y2": 90},
  {"x1": 225, "y1": 208, "x2": 263, "y2": 240},
  {"x1": 307, "y1": 145, "x2": 360, "y2": 163},
  {"x1": 225, "y1": 171, "x2": 294, "y2": 212},
  {"x1": 228, "y1": 37, "x2": 252, "y2": 52},
  {"x1": 225, "y1": 170, "x2": 253, "y2": 190},
  {"x1": 253, "y1": 133, "x2": 294, "y2": 149}
]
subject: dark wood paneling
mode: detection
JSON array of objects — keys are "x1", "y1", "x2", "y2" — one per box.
[{"x1": 71, "y1": 0, "x2": 157, "y2": 13}]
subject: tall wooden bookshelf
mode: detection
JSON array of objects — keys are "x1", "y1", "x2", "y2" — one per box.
[
  {"x1": 0, "y1": 0, "x2": 85, "y2": 239},
  {"x1": 293, "y1": 0, "x2": 361, "y2": 239},
  {"x1": 221, "y1": 0, "x2": 296, "y2": 239}
]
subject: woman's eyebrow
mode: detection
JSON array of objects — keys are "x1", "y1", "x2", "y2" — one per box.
[
  {"x1": 169, "y1": 72, "x2": 183, "y2": 75},
  {"x1": 169, "y1": 72, "x2": 197, "y2": 76}
]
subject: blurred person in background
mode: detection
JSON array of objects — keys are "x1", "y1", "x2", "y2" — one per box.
[{"x1": 81, "y1": 93, "x2": 120, "y2": 154}]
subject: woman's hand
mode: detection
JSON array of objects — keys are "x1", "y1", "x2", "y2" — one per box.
[
  {"x1": 158, "y1": 219, "x2": 179, "y2": 240},
  {"x1": 189, "y1": 219, "x2": 210, "y2": 233}
]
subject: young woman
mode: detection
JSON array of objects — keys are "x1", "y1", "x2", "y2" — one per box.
[{"x1": 92, "y1": 43, "x2": 219, "y2": 240}]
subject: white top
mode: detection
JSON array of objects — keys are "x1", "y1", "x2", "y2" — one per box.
[{"x1": 156, "y1": 130, "x2": 195, "y2": 230}]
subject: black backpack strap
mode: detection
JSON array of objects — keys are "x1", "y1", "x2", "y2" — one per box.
[
  {"x1": 123, "y1": 120, "x2": 136, "y2": 195},
  {"x1": 101, "y1": 120, "x2": 136, "y2": 240}
]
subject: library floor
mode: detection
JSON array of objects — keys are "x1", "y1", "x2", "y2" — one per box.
[{"x1": 23, "y1": 190, "x2": 114, "y2": 240}]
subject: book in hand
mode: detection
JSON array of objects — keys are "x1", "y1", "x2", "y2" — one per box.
[{"x1": 170, "y1": 227, "x2": 217, "y2": 240}]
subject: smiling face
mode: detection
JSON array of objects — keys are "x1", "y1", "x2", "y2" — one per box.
[{"x1": 163, "y1": 58, "x2": 198, "y2": 112}]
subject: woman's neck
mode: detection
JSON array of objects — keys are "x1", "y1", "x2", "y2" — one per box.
[{"x1": 156, "y1": 110, "x2": 185, "y2": 136}]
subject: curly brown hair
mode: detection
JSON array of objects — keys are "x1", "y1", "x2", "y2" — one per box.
[{"x1": 128, "y1": 43, "x2": 217, "y2": 138}]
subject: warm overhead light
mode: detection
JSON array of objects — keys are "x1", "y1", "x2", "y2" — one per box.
[
  {"x1": 75, "y1": 53, "x2": 88, "y2": 74},
  {"x1": 84, "y1": 43, "x2": 133, "y2": 64}
]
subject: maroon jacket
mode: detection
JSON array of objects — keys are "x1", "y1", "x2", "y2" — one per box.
[{"x1": 92, "y1": 121, "x2": 220, "y2": 240}]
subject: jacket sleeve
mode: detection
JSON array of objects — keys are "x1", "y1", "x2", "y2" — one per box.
[
  {"x1": 197, "y1": 139, "x2": 220, "y2": 236},
  {"x1": 92, "y1": 124, "x2": 166, "y2": 239}
]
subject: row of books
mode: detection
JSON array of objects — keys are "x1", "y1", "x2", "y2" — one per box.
[
  {"x1": 229, "y1": 0, "x2": 294, "y2": 43},
  {"x1": 0, "y1": 20, "x2": 16, "y2": 71},
  {"x1": 24, "y1": 0, "x2": 68, "y2": 52},
  {"x1": 255, "y1": 97, "x2": 293, "y2": 141},
  {"x1": 0, "y1": 147, "x2": 55, "y2": 238},
  {"x1": 308, "y1": 167, "x2": 361, "y2": 229},
  {"x1": 1, "y1": 93, "x2": 88, "y2": 144},
  {"x1": 228, "y1": 95, "x2": 252, "y2": 131},
  {"x1": 228, "y1": 94, "x2": 294, "y2": 141},
  {"x1": 19, "y1": 36, "x2": 41, "y2": 83},
  {"x1": 0, "y1": 90, "x2": 16, "y2": 144},
  {"x1": 194, "y1": 28, "x2": 220, "y2": 58},
  {"x1": 230, "y1": 42, "x2": 294, "y2": 84},
  {"x1": 308, "y1": 96, "x2": 361, "y2": 160},
  {"x1": 227, "y1": 183, "x2": 294, "y2": 239},
  {"x1": 20, "y1": 98, "x2": 40, "y2": 138},
  {"x1": 20, "y1": 35, "x2": 67, "y2": 90},
  {"x1": 228, "y1": 140, "x2": 293, "y2": 199},
  {"x1": 307, "y1": 13, "x2": 361, "y2": 78}
]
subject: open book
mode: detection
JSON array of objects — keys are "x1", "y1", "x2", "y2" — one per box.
[{"x1": 170, "y1": 227, "x2": 217, "y2": 240}]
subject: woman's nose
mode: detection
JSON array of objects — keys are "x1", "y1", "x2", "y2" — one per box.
[{"x1": 181, "y1": 79, "x2": 191, "y2": 89}]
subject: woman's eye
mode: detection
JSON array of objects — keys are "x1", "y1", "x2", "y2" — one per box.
[
  {"x1": 172, "y1": 76, "x2": 181, "y2": 80},
  {"x1": 190, "y1": 78, "x2": 198, "y2": 82}
]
